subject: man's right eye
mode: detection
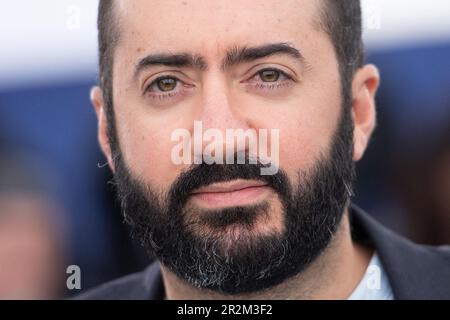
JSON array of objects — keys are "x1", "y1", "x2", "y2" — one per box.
[
  {"x1": 143, "y1": 75, "x2": 195, "y2": 104},
  {"x1": 147, "y1": 76, "x2": 179, "y2": 93}
]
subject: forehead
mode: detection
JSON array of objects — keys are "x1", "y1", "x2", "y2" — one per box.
[{"x1": 114, "y1": 0, "x2": 323, "y2": 56}]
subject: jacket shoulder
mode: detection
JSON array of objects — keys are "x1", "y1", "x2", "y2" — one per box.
[
  {"x1": 424, "y1": 244, "x2": 450, "y2": 262},
  {"x1": 435, "y1": 244, "x2": 450, "y2": 254},
  {"x1": 73, "y1": 270, "x2": 148, "y2": 300},
  {"x1": 73, "y1": 262, "x2": 161, "y2": 300}
]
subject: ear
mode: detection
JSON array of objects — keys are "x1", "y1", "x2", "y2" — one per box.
[
  {"x1": 90, "y1": 86, "x2": 115, "y2": 172},
  {"x1": 351, "y1": 64, "x2": 380, "y2": 161}
]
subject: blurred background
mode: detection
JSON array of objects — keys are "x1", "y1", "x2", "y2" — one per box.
[{"x1": 0, "y1": 0, "x2": 449, "y2": 298}]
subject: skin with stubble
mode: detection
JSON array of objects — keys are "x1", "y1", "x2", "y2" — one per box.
[{"x1": 91, "y1": 0, "x2": 380, "y2": 299}]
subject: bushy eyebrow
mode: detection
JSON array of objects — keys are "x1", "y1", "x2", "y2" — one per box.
[
  {"x1": 134, "y1": 42, "x2": 304, "y2": 79},
  {"x1": 134, "y1": 53, "x2": 207, "y2": 79},
  {"x1": 221, "y1": 42, "x2": 304, "y2": 70}
]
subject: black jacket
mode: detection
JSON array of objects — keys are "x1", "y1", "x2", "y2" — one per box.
[{"x1": 76, "y1": 204, "x2": 450, "y2": 300}]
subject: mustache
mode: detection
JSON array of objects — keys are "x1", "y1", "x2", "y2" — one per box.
[{"x1": 167, "y1": 160, "x2": 291, "y2": 210}]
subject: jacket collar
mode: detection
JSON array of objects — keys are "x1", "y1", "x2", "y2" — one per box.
[{"x1": 349, "y1": 203, "x2": 450, "y2": 299}]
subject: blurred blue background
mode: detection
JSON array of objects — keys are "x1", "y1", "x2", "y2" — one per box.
[{"x1": 0, "y1": 0, "x2": 449, "y2": 298}]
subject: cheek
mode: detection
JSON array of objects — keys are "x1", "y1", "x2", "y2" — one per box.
[
  {"x1": 115, "y1": 110, "x2": 186, "y2": 190},
  {"x1": 272, "y1": 118, "x2": 334, "y2": 182},
  {"x1": 280, "y1": 83, "x2": 342, "y2": 179},
  {"x1": 248, "y1": 85, "x2": 342, "y2": 182}
]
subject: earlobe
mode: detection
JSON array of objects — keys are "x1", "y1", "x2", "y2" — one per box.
[
  {"x1": 90, "y1": 86, "x2": 115, "y2": 172},
  {"x1": 351, "y1": 64, "x2": 380, "y2": 162}
]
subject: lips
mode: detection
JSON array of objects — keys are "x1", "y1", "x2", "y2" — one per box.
[
  {"x1": 191, "y1": 179, "x2": 268, "y2": 194},
  {"x1": 189, "y1": 179, "x2": 270, "y2": 208}
]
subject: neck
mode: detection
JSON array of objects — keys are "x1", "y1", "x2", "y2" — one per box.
[{"x1": 160, "y1": 208, "x2": 373, "y2": 300}]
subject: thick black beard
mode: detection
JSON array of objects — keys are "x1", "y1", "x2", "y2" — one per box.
[{"x1": 110, "y1": 107, "x2": 355, "y2": 295}]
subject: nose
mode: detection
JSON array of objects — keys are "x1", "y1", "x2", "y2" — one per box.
[
  {"x1": 192, "y1": 72, "x2": 254, "y2": 164},
  {"x1": 199, "y1": 72, "x2": 250, "y2": 132}
]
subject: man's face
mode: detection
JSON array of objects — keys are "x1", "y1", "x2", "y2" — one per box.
[
  {"x1": 94, "y1": 0, "x2": 376, "y2": 294},
  {"x1": 111, "y1": 0, "x2": 342, "y2": 189}
]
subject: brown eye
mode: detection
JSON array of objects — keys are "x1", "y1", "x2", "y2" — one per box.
[
  {"x1": 259, "y1": 69, "x2": 280, "y2": 82},
  {"x1": 156, "y1": 77, "x2": 177, "y2": 91}
]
